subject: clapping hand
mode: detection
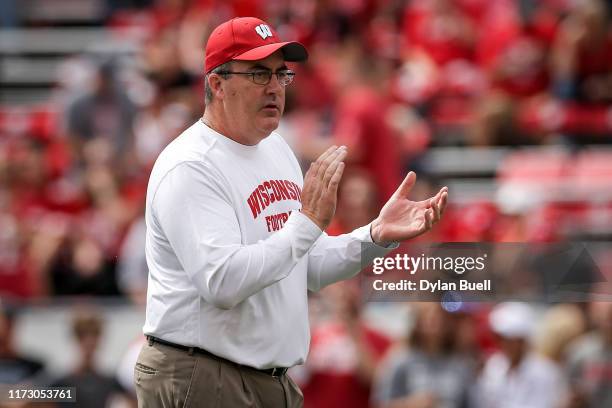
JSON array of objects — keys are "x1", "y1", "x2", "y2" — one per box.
[
  {"x1": 370, "y1": 172, "x2": 448, "y2": 246},
  {"x1": 300, "y1": 146, "x2": 347, "y2": 230}
]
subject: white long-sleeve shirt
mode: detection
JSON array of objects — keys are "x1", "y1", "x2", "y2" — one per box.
[
  {"x1": 476, "y1": 352, "x2": 568, "y2": 408},
  {"x1": 143, "y1": 120, "x2": 394, "y2": 369}
]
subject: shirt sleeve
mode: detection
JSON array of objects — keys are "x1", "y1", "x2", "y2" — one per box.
[
  {"x1": 306, "y1": 224, "x2": 398, "y2": 292},
  {"x1": 152, "y1": 161, "x2": 323, "y2": 309}
]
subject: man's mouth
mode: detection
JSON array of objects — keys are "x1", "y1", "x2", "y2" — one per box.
[{"x1": 262, "y1": 103, "x2": 280, "y2": 111}]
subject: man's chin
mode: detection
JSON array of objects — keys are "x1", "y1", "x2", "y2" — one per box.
[{"x1": 258, "y1": 118, "x2": 280, "y2": 133}]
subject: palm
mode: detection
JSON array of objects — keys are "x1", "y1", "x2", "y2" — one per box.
[
  {"x1": 371, "y1": 172, "x2": 448, "y2": 244},
  {"x1": 378, "y1": 197, "x2": 431, "y2": 240}
]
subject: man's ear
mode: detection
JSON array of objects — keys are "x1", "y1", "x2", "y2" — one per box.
[{"x1": 208, "y1": 74, "x2": 225, "y2": 100}]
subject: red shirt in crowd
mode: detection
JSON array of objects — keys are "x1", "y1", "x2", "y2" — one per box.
[
  {"x1": 301, "y1": 322, "x2": 391, "y2": 408},
  {"x1": 333, "y1": 85, "x2": 402, "y2": 205},
  {"x1": 402, "y1": 1, "x2": 475, "y2": 66},
  {"x1": 477, "y1": 2, "x2": 558, "y2": 97}
]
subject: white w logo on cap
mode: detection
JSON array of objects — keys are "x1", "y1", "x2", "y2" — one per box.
[{"x1": 255, "y1": 24, "x2": 273, "y2": 40}]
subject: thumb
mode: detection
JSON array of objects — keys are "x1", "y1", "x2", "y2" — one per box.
[{"x1": 392, "y1": 171, "x2": 416, "y2": 199}]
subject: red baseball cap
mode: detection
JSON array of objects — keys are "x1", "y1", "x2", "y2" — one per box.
[{"x1": 205, "y1": 17, "x2": 308, "y2": 73}]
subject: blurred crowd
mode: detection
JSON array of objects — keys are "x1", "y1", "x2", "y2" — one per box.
[
  {"x1": 0, "y1": 0, "x2": 611, "y2": 407},
  {"x1": 2, "y1": 294, "x2": 611, "y2": 407},
  {"x1": 0, "y1": 0, "x2": 611, "y2": 299}
]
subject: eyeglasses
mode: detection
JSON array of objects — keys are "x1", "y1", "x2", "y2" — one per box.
[{"x1": 216, "y1": 70, "x2": 296, "y2": 86}]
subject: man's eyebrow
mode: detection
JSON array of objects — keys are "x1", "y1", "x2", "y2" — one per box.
[{"x1": 247, "y1": 63, "x2": 289, "y2": 71}]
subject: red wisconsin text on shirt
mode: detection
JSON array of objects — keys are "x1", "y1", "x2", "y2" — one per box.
[{"x1": 247, "y1": 180, "x2": 302, "y2": 219}]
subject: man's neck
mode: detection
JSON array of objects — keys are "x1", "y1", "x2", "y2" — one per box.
[
  {"x1": 202, "y1": 110, "x2": 227, "y2": 137},
  {"x1": 202, "y1": 111, "x2": 249, "y2": 145}
]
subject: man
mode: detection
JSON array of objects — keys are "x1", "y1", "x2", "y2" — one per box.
[
  {"x1": 135, "y1": 17, "x2": 448, "y2": 408},
  {"x1": 476, "y1": 302, "x2": 568, "y2": 408},
  {"x1": 566, "y1": 298, "x2": 612, "y2": 408},
  {"x1": 0, "y1": 300, "x2": 45, "y2": 384},
  {"x1": 52, "y1": 310, "x2": 128, "y2": 408}
]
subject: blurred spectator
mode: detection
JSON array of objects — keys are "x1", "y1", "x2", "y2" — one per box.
[
  {"x1": 332, "y1": 44, "x2": 402, "y2": 204},
  {"x1": 0, "y1": 137, "x2": 63, "y2": 298},
  {"x1": 48, "y1": 234, "x2": 119, "y2": 297},
  {"x1": 5, "y1": 138, "x2": 51, "y2": 217},
  {"x1": 475, "y1": 302, "x2": 568, "y2": 408},
  {"x1": 0, "y1": 0, "x2": 19, "y2": 27},
  {"x1": 23, "y1": 213, "x2": 72, "y2": 298},
  {"x1": 394, "y1": 0, "x2": 484, "y2": 147},
  {"x1": 0, "y1": 300, "x2": 45, "y2": 384},
  {"x1": 64, "y1": 59, "x2": 137, "y2": 174},
  {"x1": 534, "y1": 303, "x2": 586, "y2": 364},
  {"x1": 117, "y1": 216, "x2": 148, "y2": 305},
  {"x1": 276, "y1": 45, "x2": 338, "y2": 167},
  {"x1": 327, "y1": 170, "x2": 380, "y2": 236},
  {"x1": 372, "y1": 303, "x2": 475, "y2": 408},
  {"x1": 551, "y1": 0, "x2": 612, "y2": 105},
  {"x1": 79, "y1": 163, "x2": 138, "y2": 253},
  {"x1": 566, "y1": 298, "x2": 612, "y2": 408},
  {"x1": 51, "y1": 309, "x2": 127, "y2": 407},
  {"x1": 477, "y1": 0, "x2": 557, "y2": 98},
  {"x1": 548, "y1": 0, "x2": 612, "y2": 143},
  {"x1": 0, "y1": 189, "x2": 32, "y2": 298},
  {"x1": 132, "y1": 92, "x2": 192, "y2": 170},
  {"x1": 141, "y1": 24, "x2": 197, "y2": 106},
  {"x1": 293, "y1": 281, "x2": 391, "y2": 408},
  {"x1": 401, "y1": 0, "x2": 476, "y2": 67},
  {"x1": 468, "y1": 0, "x2": 560, "y2": 145},
  {"x1": 44, "y1": 159, "x2": 137, "y2": 297}
]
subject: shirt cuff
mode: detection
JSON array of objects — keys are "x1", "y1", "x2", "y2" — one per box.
[
  {"x1": 351, "y1": 223, "x2": 400, "y2": 249},
  {"x1": 283, "y1": 211, "x2": 324, "y2": 259}
]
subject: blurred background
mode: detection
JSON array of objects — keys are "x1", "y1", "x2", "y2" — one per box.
[{"x1": 0, "y1": 0, "x2": 610, "y2": 407}]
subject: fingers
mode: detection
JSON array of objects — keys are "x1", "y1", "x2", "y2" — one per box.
[
  {"x1": 300, "y1": 145, "x2": 347, "y2": 230},
  {"x1": 306, "y1": 145, "x2": 335, "y2": 181},
  {"x1": 424, "y1": 187, "x2": 448, "y2": 230},
  {"x1": 304, "y1": 145, "x2": 342, "y2": 185},
  {"x1": 393, "y1": 171, "x2": 416, "y2": 199},
  {"x1": 438, "y1": 187, "x2": 448, "y2": 215},
  {"x1": 327, "y1": 162, "x2": 345, "y2": 197},
  {"x1": 312, "y1": 145, "x2": 340, "y2": 178},
  {"x1": 322, "y1": 148, "x2": 347, "y2": 188},
  {"x1": 424, "y1": 208, "x2": 434, "y2": 231},
  {"x1": 425, "y1": 186, "x2": 448, "y2": 225},
  {"x1": 430, "y1": 198, "x2": 440, "y2": 223},
  {"x1": 430, "y1": 186, "x2": 447, "y2": 221}
]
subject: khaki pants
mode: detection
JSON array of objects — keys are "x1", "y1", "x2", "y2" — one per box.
[{"x1": 134, "y1": 342, "x2": 304, "y2": 408}]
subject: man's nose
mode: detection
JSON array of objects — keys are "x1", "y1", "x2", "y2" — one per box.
[{"x1": 265, "y1": 73, "x2": 283, "y2": 94}]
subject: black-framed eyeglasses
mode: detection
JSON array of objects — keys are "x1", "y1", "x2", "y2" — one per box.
[{"x1": 216, "y1": 70, "x2": 296, "y2": 86}]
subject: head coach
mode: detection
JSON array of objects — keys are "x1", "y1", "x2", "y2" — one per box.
[{"x1": 135, "y1": 16, "x2": 448, "y2": 408}]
